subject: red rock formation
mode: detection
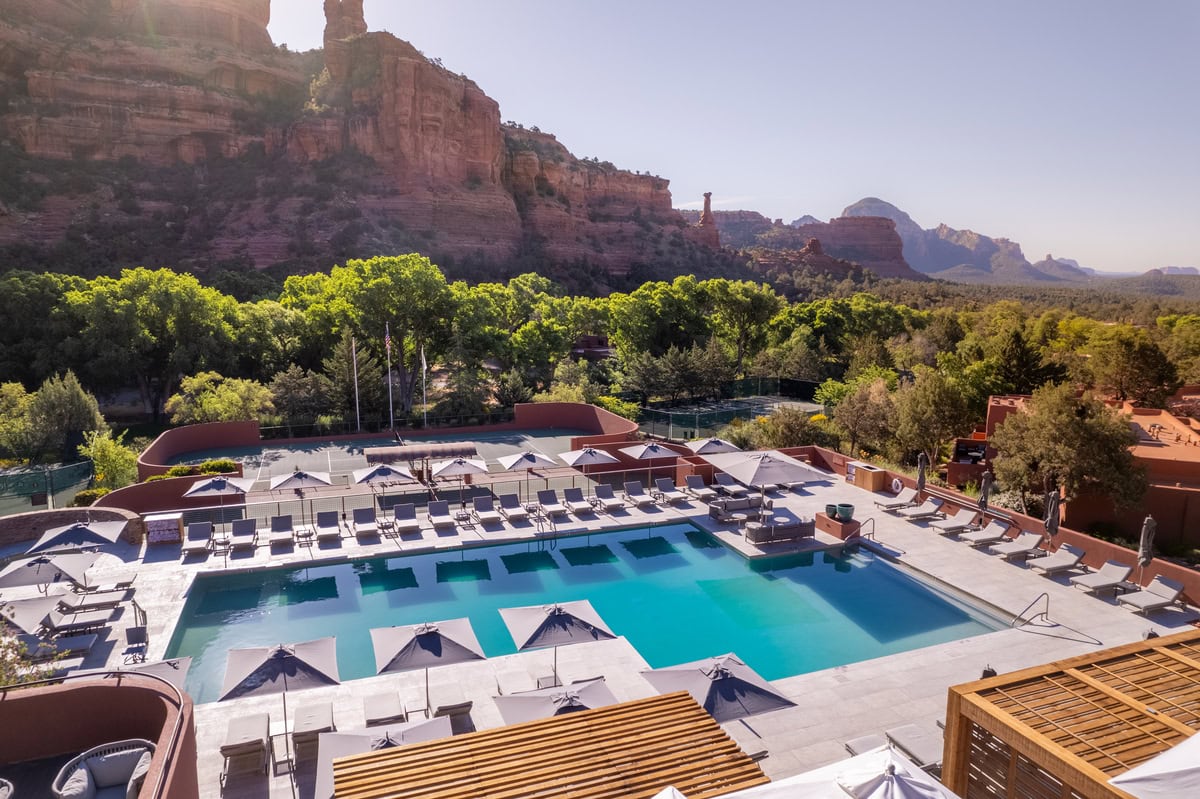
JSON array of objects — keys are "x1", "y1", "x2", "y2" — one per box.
[{"x1": 692, "y1": 192, "x2": 720, "y2": 249}]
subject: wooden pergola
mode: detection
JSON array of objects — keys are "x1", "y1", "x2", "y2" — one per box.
[
  {"x1": 333, "y1": 691, "x2": 770, "y2": 799},
  {"x1": 943, "y1": 628, "x2": 1200, "y2": 798}
]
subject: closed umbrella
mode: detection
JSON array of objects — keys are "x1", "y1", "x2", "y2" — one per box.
[
  {"x1": 431, "y1": 457, "x2": 488, "y2": 508},
  {"x1": 619, "y1": 442, "x2": 677, "y2": 486},
  {"x1": 497, "y1": 451, "x2": 558, "y2": 503},
  {"x1": 499, "y1": 600, "x2": 616, "y2": 687},
  {"x1": 978, "y1": 470, "x2": 994, "y2": 513},
  {"x1": 641, "y1": 652, "x2": 795, "y2": 723},
  {"x1": 0, "y1": 552, "x2": 99, "y2": 590},
  {"x1": 686, "y1": 438, "x2": 741, "y2": 455},
  {"x1": 1109, "y1": 732, "x2": 1200, "y2": 798},
  {"x1": 315, "y1": 716, "x2": 452, "y2": 799},
  {"x1": 493, "y1": 677, "x2": 619, "y2": 725},
  {"x1": 369, "y1": 618, "x2": 485, "y2": 713},
  {"x1": 915, "y1": 452, "x2": 928, "y2": 495},
  {"x1": 220, "y1": 637, "x2": 341, "y2": 762},
  {"x1": 1138, "y1": 515, "x2": 1157, "y2": 578},
  {"x1": 1043, "y1": 490, "x2": 1060, "y2": 542},
  {"x1": 28, "y1": 520, "x2": 126, "y2": 553}
]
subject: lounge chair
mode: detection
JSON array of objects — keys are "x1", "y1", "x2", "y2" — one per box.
[
  {"x1": 495, "y1": 665, "x2": 537, "y2": 694},
  {"x1": 844, "y1": 733, "x2": 887, "y2": 756},
  {"x1": 622, "y1": 481, "x2": 657, "y2": 508},
  {"x1": 959, "y1": 520, "x2": 1011, "y2": 548},
  {"x1": 1118, "y1": 575, "x2": 1185, "y2": 615},
  {"x1": 874, "y1": 487, "x2": 917, "y2": 510},
  {"x1": 364, "y1": 692, "x2": 407, "y2": 726},
  {"x1": 292, "y1": 702, "x2": 335, "y2": 761},
  {"x1": 352, "y1": 507, "x2": 379, "y2": 539},
  {"x1": 427, "y1": 500, "x2": 456, "y2": 530},
  {"x1": 75, "y1": 574, "x2": 137, "y2": 594},
  {"x1": 229, "y1": 518, "x2": 257, "y2": 552},
  {"x1": 1070, "y1": 560, "x2": 1132, "y2": 595},
  {"x1": 42, "y1": 608, "x2": 115, "y2": 636},
  {"x1": 562, "y1": 487, "x2": 593, "y2": 515},
  {"x1": 182, "y1": 522, "x2": 212, "y2": 557},
  {"x1": 929, "y1": 507, "x2": 977, "y2": 535},
  {"x1": 589, "y1": 483, "x2": 625, "y2": 513},
  {"x1": 537, "y1": 489, "x2": 569, "y2": 518},
  {"x1": 652, "y1": 478, "x2": 688, "y2": 504},
  {"x1": 988, "y1": 531, "x2": 1044, "y2": 561},
  {"x1": 392, "y1": 503, "x2": 422, "y2": 534},
  {"x1": 220, "y1": 713, "x2": 269, "y2": 782},
  {"x1": 886, "y1": 722, "x2": 944, "y2": 771},
  {"x1": 58, "y1": 588, "x2": 128, "y2": 613},
  {"x1": 897, "y1": 497, "x2": 945, "y2": 520},
  {"x1": 497, "y1": 494, "x2": 529, "y2": 522},
  {"x1": 315, "y1": 510, "x2": 342, "y2": 543},
  {"x1": 19, "y1": 632, "x2": 98, "y2": 662},
  {"x1": 472, "y1": 496, "x2": 503, "y2": 524},
  {"x1": 269, "y1": 515, "x2": 295, "y2": 546},
  {"x1": 53, "y1": 738, "x2": 155, "y2": 799},
  {"x1": 684, "y1": 474, "x2": 717, "y2": 502},
  {"x1": 713, "y1": 473, "x2": 749, "y2": 497},
  {"x1": 1029, "y1": 544, "x2": 1085, "y2": 575}
]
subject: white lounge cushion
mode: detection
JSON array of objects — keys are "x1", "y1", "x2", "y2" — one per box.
[
  {"x1": 89, "y1": 748, "x2": 148, "y2": 789},
  {"x1": 126, "y1": 751, "x2": 152, "y2": 799},
  {"x1": 59, "y1": 768, "x2": 95, "y2": 799}
]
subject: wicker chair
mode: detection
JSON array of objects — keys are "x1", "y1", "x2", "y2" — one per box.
[{"x1": 51, "y1": 738, "x2": 155, "y2": 799}]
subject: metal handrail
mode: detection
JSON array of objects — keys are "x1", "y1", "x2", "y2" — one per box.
[
  {"x1": 0, "y1": 668, "x2": 188, "y2": 799},
  {"x1": 1011, "y1": 592, "x2": 1051, "y2": 627}
]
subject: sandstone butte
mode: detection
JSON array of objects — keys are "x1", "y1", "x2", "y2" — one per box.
[{"x1": 0, "y1": 0, "x2": 912, "y2": 283}]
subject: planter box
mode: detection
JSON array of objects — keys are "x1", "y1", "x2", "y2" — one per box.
[{"x1": 816, "y1": 512, "x2": 861, "y2": 541}]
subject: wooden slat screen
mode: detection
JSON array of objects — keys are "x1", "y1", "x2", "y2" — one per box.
[{"x1": 332, "y1": 692, "x2": 770, "y2": 799}]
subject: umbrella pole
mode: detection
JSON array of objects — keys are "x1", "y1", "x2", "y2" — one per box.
[
  {"x1": 554, "y1": 646, "x2": 559, "y2": 687},
  {"x1": 425, "y1": 666, "x2": 430, "y2": 715}
]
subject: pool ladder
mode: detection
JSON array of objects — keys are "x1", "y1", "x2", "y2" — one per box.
[{"x1": 1011, "y1": 592, "x2": 1051, "y2": 627}]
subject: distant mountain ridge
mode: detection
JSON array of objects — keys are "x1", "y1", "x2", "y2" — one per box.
[{"x1": 840, "y1": 197, "x2": 1091, "y2": 284}]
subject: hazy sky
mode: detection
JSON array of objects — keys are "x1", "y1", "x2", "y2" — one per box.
[{"x1": 270, "y1": 1, "x2": 1199, "y2": 273}]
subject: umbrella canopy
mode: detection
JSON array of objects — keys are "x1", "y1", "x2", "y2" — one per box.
[
  {"x1": 499, "y1": 600, "x2": 616, "y2": 651},
  {"x1": 220, "y1": 637, "x2": 340, "y2": 700},
  {"x1": 28, "y1": 520, "x2": 126, "y2": 553},
  {"x1": 182, "y1": 476, "x2": 255, "y2": 498},
  {"x1": 1108, "y1": 732, "x2": 1200, "y2": 798},
  {"x1": 619, "y1": 442, "x2": 676, "y2": 461},
  {"x1": 717, "y1": 745, "x2": 959, "y2": 799},
  {"x1": 314, "y1": 716, "x2": 453, "y2": 799},
  {"x1": 839, "y1": 762, "x2": 946, "y2": 798},
  {"x1": 686, "y1": 438, "x2": 741, "y2": 455},
  {"x1": 1138, "y1": 515, "x2": 1157, "y2": 568},
  {"x1": 978, "y1": 470, "x2": 994, "y2": 512},
  {"x1": 641, "y1": 653, "x2": 795, "y2": 723},
  {"x1": 493, "y1": 677, "x2": 619, "y2": 725},
  {"x1": 497, "y1": 451, "x2": 558, "y2": 472},
  {"x1": 352, "y1": 463, "x2": 417, "y2": 486},
  {"x1": 915, "y1": 452, "x2": 929, "y2": 494},
  {"x1": 0, "y1": 592, "x2": 64, "y2": 634},
  {"x1": 269, "y1": 471, "x2": 332, "y2": 491},
  {"x1": 701, "y1": 451, "x2": 827, "y2": 490},
  {"x1": 650, "y1": 789, "x2": 689, "y2": 799},
  {"x1": 560, "y1": 448, "x2": 620, "y2": 468},
  {"x1": 430, "y1": 458, "x2": 488, "y2": 478},
  {"x1": 0, "y1": 552, "x2": 99, "y2": 589},
  {"x1": 79, "y1": 657, "x2": 193, "y2": 691},
  {"x1": 369, "y1": 618, "x2": 485, "y2": 674},
  {"x1": 1043, "y1": 490, "x2": 1061, "y2": 539}
]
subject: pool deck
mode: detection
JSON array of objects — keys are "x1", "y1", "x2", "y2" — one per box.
[{"x1": 7, "y1": 473, "x2": 1198, "y2": 798}]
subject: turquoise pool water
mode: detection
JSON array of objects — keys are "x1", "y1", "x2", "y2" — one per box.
[{"x1": 165, "y1": 524, "x2": 1002, "y2": 703}]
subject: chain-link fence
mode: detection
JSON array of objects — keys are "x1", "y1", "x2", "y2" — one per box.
[
  {"x1": 259, "y1": 409, "x2": 518, "y2": 440},
  {"x1": 0, "y1": 461, "x2": 94, "y2": 517},
  {"x1": 636, "y1": 380, "x2": 823, "y2": 440}
]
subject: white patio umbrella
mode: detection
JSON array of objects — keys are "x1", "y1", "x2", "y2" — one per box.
[
  {"x1": 0, "y1": 592, "x2": 65, "y2": 634},
  {"x1": 686, "y1": 438, "x2": 741, "y2": 455},
  {"x1": 650, "y1": 789, "x2": 689, "y2": 799},
  {"x1": 619, "y1": 442, "x2": 677, "y2": 486},
  {"x1": 641, "y1": 653, "x2": 795, "y2": 724},
  {"x1": 559, "y1": 447, "x2": 620, "y2": 483},
  {"x1": 353, "y1": 463, "x2": 418, "y2": 508},
  {"x1": 27, "y1": 520, "x2": 127, "y2": 554},
  {"x1": 0, "y1": 552, "x2": 99, "y2": 590},
  {"x1": 369, "y1": 618, "x2": 485, "y2": 712},
  {"x1": 431, "y1": 457, "x2": 488, "y2": 507},
  {"x1": 701, "y1": 450, "x2": 827, "y2": 491},
  {"x1": 183, "y1": 476, "x2": 256, "y2": 527},
  {"x1": 493, "y1": 676, "x2": 619, "y2": 725},
  {"x1": 314, "y1": 716, "x2": 453, "y2": 799},
  {"x1": 269, "y1": 470, "x2": 333, "y2": 491},
  {"x1": 1108, "y1": 732, "x2": 1200, "y2": 798},
  {"x1": 499, "y1": 600, "x2": 616, "y2": 686},
  {"x1": 717, "y1": 745, "x2": 960, "y2": 799},
  {"x1": 498, "y1": 451, "x2": 558, "y2": 502}
]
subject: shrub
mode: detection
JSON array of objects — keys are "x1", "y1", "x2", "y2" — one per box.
[
  {"x1": 165, "y1": 464, "x2": 197, "y2": 477},
  {"x1": 197, "y1": 459, "x2": 238, "y2": 474},
  {"x1": 70, "y1": 487, "x2": 110, "y2": 506},
  {"x1": 595, "y1": 395, "x2": 639, "y2": 421},
  {"x1": 143, "y1": 474, "x2": 169, "y2": 482}
]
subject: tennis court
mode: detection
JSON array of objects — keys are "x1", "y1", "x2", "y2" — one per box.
[{"x1": 638, "y1": 396, "x2": 823, "y2": 440}]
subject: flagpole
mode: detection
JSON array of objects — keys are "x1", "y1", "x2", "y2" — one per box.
[
  {"x1": 385, "y1": 322, "x2": 394, "y2": 431},
  {"x1": 352, "y1": 335, "x2": 361, "y2": 432},
  {"x1": 421, "y1": 344, "x2": 428, "y2": 427}
]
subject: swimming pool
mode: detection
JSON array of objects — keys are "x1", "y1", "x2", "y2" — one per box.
[{"x1": 165, "y1": 523, "x2": 1003, "y2": 703}]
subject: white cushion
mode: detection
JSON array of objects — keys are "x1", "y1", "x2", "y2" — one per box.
[
  {"x1": 126, "y1": 750, "x2": 153, "y2": 799},
  {"x1": 59, "y1": 767, "x2": 96, "y2": 799},
  {"x1": 88, "y1": 748, "x2": 147, "y2": 789}
]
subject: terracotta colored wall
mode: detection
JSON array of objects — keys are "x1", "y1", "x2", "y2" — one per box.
[
  {"x1": 0, "y1": 676, "x2": 198, "y2": 799},
  {"x1": 95, "y1": 475, "x2": 249, "y2": 516},
  {"x1": 0, "y1": 507, "x2": 143, "y2": 549},
  {"x1": 1063, "y1": 484, "x2": 1200, "y2": 550},
  {"x1": 137, "y1": 420, "x2": 261, "y2": 480}
]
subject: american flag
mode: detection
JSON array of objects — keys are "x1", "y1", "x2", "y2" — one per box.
[{"x1": 384, "y1": 323, "x2": 391, "y2": 356}]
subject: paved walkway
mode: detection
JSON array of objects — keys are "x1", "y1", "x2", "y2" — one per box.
[{"x1": 6, "y1": 473, "x2": 1197, "y2": 798}]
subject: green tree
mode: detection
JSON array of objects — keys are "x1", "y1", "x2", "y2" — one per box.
[
  {"x1": 323, "y1": 332, "x2": 385, "y2": 422},
  {"x1": 1, "y1": 631, "x2": 62, "y2": 687},
  {"x1": 494, "y1": 369, "x2": 533, "y2": 409},
  {"x1": 991, "y1": 383, "x2": 1145, "y2": 508},
  {"x1": 994, "y1": 328, "x2": 1065, "y2": 395},
  {"x1": 232, "y1": 300, "x2": 307, "y2": 381},
  {"x1": 165, "y1": 372, "x2": 274, "y2": 424},
  {"x1": 1085, "y1": 326, "x2": 1179, "y2": 407},
  {"x1": 0, "y1": 271, "x2": 82, "y2": 387},
  {"x1": 833, "y1": 378, "x2": 895, "y2": 457},
  {"x1": 754, "y1": 406, "x2": 839, "y2": 450},
  {"x1": 23, "y1": 372, "x2": 107, "y2": 463},
  {"x1": 893, "y1": 367, "x2": 973, "y2": 466},
  {"x1": 508, "y1": 318, "x2": 571, "y2": 390},
  {"x1": 618, "y1": 351, "x2": 663, "y2": 404},
  {"x1": 692, "y1": 339, "x2": 736, "y2": 399},
  {"x1": 608, "y1": 276, "x2": 711, "y2": 358},
  {"x1": 269, "y1": 365, "x2": 332, "y2": 423},
  {"x1": 77, "y1": 429, "x2": 138, "y2": 490},
  {"x1": 705, "y1": 279, "x2": 782, "y2": 374},
  {"x1": 64, "y1": 268, "x2": 238, "y2": 420},
  {"x1": 0, "y1": 382, "x2": 35, "y2": 462}
]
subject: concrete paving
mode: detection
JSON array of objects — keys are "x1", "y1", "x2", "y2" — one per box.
[{"x1": 4, "y1": 470, "x2": 1196, "y2": 798}]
